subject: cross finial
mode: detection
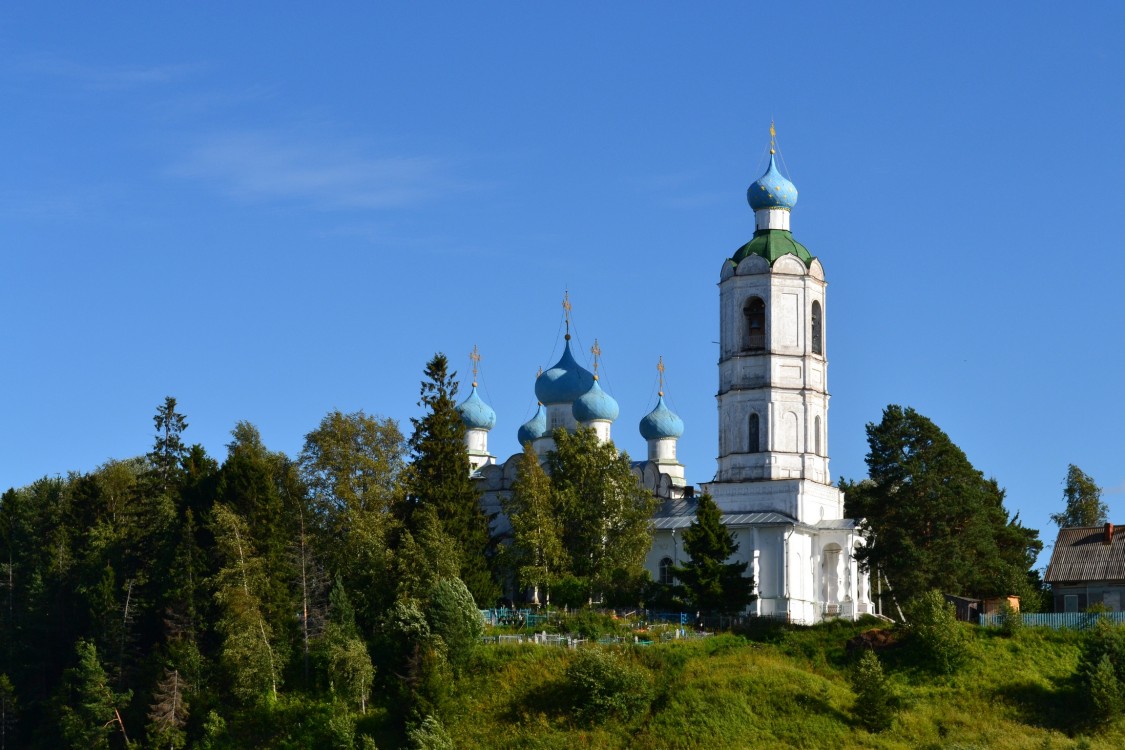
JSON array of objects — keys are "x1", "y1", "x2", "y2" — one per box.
[
  {"x1": 657, "y1": 355, "x2": 665, "y2": 396},
  {"x1": 537, "y1": 365, "x2": 543, "y2": 378},
  {"x1": 562, "y1": 289, "x2": 573, "y2": 340},
  {"x1": 770, "y1": 121, "x2": 777, "y2": 155},
  {"x1": 591, "y1": 339, "x2": 602, "y2": 380},
  {"x1": 469, "y1": 344, "x2": 481, "y2": 387}
]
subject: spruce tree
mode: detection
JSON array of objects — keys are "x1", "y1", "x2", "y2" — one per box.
[
  {"x1": 403, "y1": 354, "x2": 498, "y2": 606},
  {"x1": 149, "y1": 397, "x2": 189, "y2": 493},
  {"x1": 672, "y1": 494, "x2": 755, "y2": 616}
]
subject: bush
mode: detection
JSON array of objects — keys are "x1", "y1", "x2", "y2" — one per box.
[
  {"x1": 851, "y1": 650, "x2": 896, "y2": 732},
  {"x1": 1079, "y1": 619, "x2": 1125, "y2": 725},
  {"x1": 1088, "y1": 654, "x2": 1122, "y2": 724},
  {"x1": 565, "y1": 648, "x2": 653, "y2": 723},
  {"x1": 407, "y1": 714, "x2": 454, "y2": 750},
  {"x1": 427, "y1": 578, "x2": 483, "y2": 671},
  {"x1": 997, "y1": 600, "x2": 1023, "y2": 638},
  {"x1": 905, "y1": 590, "x2": 971, "y2": 674}
]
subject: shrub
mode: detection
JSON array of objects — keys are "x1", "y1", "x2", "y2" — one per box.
[
  {"x1": 905, "y1": 590, "x2": 971, "y2": 674},
  {"x1": 427, "y1": 578, "x2": 483, "y2": 671},
  {"x1": 565, "y1": 648, "x2": 653, "y2": 723},
  {"x1": 1079, "y1": 619, "x2": 1125, "y2": 725},
  {"x1": 997, "y1": 600, "x2": 1023, "y2": 638},
  {"x1": 851, "y1": 650, "x2": 896, "y2": 732},
  {"x1": 1088, "y1": 654, "x2": 1122, "y2": 724},
  {"x1": 407, "y1": 714, "x2": 454, "y2": 750}
]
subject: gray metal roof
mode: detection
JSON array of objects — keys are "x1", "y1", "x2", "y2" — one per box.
[
  {"x1": 1044, "y1": 525, "x2": 1125, "y2": 584},
  {"x1": 651, "y1": 511, "x2": 800, "y2": 531}
]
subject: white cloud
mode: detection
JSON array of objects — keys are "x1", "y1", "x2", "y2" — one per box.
[{"x1": 171, "y1": 131, "x2": 457, "y2": 211}]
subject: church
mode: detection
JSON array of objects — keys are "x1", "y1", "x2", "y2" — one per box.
[{"x1": 453, "y1": 135, "x2": 872, "y2": 624}]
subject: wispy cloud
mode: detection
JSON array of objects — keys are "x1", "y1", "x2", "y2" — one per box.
[
  {"x1": 171, "y1": 131, "x2": 459, "y2": 210},
  {"x1": 17, "y1": 55, "x2": 203, "y2": 91}
]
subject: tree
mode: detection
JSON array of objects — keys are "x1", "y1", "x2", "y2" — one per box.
[
  {"x1": 0, "y1": 674, "x2": 16, "y2": 750},
  {"x1": 57, "y1": 640, "x2": 131, "y2": 750},
  {"x1": 149, "y1": 397, "x2": 189, "y2": 493},
  {"x1": 322, "y1": 579, "x2": 374, "y2": 713},
  {"x1": 904, "y1": 590, "x2": 971, "y2": 674},
  {"x1": 547, "y1": 428, "x2": 657, "y2": 601},
  {"x1": 402, "y1": 354, "x2": 498, "y2": 606},
  {"x1": 426, "y1": 578, "x2": 481, "y2": 673},
  {"x1": 1050, "y1": 464, "x2": 1108, "y2": 528},
  {"x1": 851, "y1": 650, "x2": 896, "y2": 732},
  {"x1": 843, "y1": 405, "x2": 1042, "y2": 606},
  {"x1": 502, "y1": 443, "x2": 565, "y2": 605},
  {"x1": 147, "y1": 667, "x2": 189, "y2": 750},
  {"x1": 672, "y1": 494, "x2": 755, "y2": 616}
]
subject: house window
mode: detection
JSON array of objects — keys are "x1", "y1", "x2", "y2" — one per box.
[
  {"x1": 659, "y1": 557, "x2": 675, "y2": 586},
  {"x1": 811, "y1": 300, "x2": 822, "y2": 355},
  {"x1": 1064, "y1": 594, "x2": 1079, "y2": 613},
  {"x1": 743, "y1": 297, "x2": 765, "y2": 351},
  {"x1": 748, "y1": 413, "x2": 760, "y2": 453}
]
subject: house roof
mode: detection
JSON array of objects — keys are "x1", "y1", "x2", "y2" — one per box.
[{"x1": 1044, "y1": 525, "x2": 1125, "y2": 584}]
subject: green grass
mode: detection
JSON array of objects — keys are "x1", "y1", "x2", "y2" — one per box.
[{"x1": 440, "y1": 621, "x2": 1125, "y2": 749}]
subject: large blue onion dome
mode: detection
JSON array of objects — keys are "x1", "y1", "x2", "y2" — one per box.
[
  {"x1": 747, "y1": 153, "x2": 798, "y2": 211},
  {"x1": 572, "y1": 379, "x2": 619, "y2": 423},
  {"x1": 517, "y1": 403, "x2": 549, "y2": 445},
  {"x1": 456, "y1": 386, "x2": 496, "y2": 431},
  {"x1": 534, "y1": 340, "x2": 595, "y2": 405},
  {"x1": 639, "y1": 395, "x2": 684, "y2": 440}
]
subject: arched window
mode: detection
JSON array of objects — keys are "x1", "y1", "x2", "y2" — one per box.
[
  {"x1": 814, "y1": 415, "x2": 822, "y2": 456},
  {"x1": 748, "y1": 413, "x2": 760, "y2": 453},
  {"x1": 743, "y1": 297, "x2": 765, "y2": 351},
  {"x1": 811, "y1": 300, "x2": 822, "y2": 355},
  {"x1": 659, "y1": 557, "x2": 675, "y2": 586}
]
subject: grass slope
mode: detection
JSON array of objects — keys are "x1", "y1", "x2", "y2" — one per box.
[{"x1": 442, "y1": 619, "x2": 1125, "y2": 749}]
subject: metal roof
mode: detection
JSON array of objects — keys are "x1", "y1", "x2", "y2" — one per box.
[
  {"x1": 651, "y1": 511, "x2": 801, "y2": 531},
  {"x1": 1044, "y1": 525, "x2": 1125, "y2": 584}
]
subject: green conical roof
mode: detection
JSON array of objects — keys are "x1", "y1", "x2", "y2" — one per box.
[{"x1": 731, "y1": 229, "x2": 814, "y2": 267}]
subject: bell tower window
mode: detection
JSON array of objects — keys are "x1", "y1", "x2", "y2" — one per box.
[
  {"x1": 811, "y1": 300, "x2": 822, "y2": 355},
  {"x1": 748, "y1": 413, "x2": 760, "y2": 453},
  {"x1": 814, "y1": 415, "x2": 822, "y2": 455},
  {"x1": 743, "y1": 297, "x2": 766, "y2": 351}
]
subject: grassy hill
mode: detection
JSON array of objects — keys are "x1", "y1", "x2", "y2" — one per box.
[{"x1": 433, "y1": 618, "x2": 1125, "y2": 749}]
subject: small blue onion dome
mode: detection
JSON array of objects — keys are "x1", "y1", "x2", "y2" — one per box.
[
  {"x1": 572, "y1": 379, "x2": 619, "y2": 423},
  {"x1": 456, "y1": 386, "x2": 496, "y2": 431},
  {"x1": 534, "y1": 340, "x2": 595, "y2": 405},
  {"x1": 639, "y1": 395, "x2": 685, "y2": 440},
  {"x1": 517, "y1": 403, "x2": 549, "y2": 445},
  {"x1": 747, "y1": 153, "x2": 798, "y2": 211}
]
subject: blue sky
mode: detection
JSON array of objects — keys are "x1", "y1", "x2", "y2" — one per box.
[{"x1": 3, "y1": 2, "x2": 1124, "y2": 566}]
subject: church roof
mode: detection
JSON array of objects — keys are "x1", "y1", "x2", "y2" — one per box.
[
  {"x1": 639, "y1": 395, "x2": 684, "y2": 440},
  {"x1": 534, "y1": 339, "x2": 594, "y2": 405},
  {"x1": 517, "y1": 403, "x2": 549, "y2": 445},
  {"x1": 572, "y1": 379, "x2": 619, "y2": 422},
  {"x1": 651, "y1": 508, "x2": 805, "y2": 530},
  {"x1": 747, "y1": 153, "x2": 798, "y2": 211},
  {"x1": 455, "y1": 386, "x2": 496, "y2": 431},
  {"x1": 731, "y1": 229, "x2": 813, "y2": 267}
]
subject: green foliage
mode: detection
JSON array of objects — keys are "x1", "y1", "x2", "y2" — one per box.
[
  {"x1": 547, "y1": 428, "x2": 657, "y2": 602},
  {"x1": 502, "y1": 443, "x2": 565, "y2": 605},
  {"x1": 1051, "y1": 464, "x2": 1108, "y2": 529},
  {"x1": 407, "y1": 714, "x2": 454, "y2": 750},
  {"x1": 149, "y1": 396, "x2": 188, "y2": 492},
  {"x1": 1088, "y1": 654, "x2": 1122, "y2": 725},
  {"x1": 905, "y1": 590, "x2": 971, "y2": 674},
  {"x1": 564, "y1": 647, "x2": 653, "y2": 723},
  {"x1": 146, "y1": 667, "x2": 189, "y2": 750},
  {"x1": 56, "y1": 640, "x2": 131, "y2": 750},
  {"x1": 426, "y1": 578, "x2": 482, "y2": 672},
  {"x1": 403, "y1": 354, "x2": 499, "y2": 606},
  {"x1": 851, "y1": 650, "x2": 896, "y2": 732},
  {"x1": 998, "y1": 600, "x2": 1023, "y2": 638},
  {"x1": 1080, "y1": 619, "x2": 1125, "y2": 726},
  {"x1": 672, "y1": 493, "x2": 755, "y2": 616},
  {"x1": 0, "y1": 673, "x2": 17, "y2": 750},
  {"x1": 844, "y1": 405, "x2": 1042, "y2": 604}
]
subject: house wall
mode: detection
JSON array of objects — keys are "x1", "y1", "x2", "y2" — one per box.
[{"x1": 1053, "y1": 583, "x2": 1125, "y2": 613}]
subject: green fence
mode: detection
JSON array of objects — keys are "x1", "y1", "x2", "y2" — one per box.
[{"x1": 979, "y1": 612, "x2": 1125, "y2": 629}]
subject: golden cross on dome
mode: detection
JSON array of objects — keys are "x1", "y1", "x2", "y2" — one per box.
[
  {"x1": 657, "y1": 355, "x2": 665, "y2": 396},
  {"x1": 770, "y1": 121, "x2": 777, "y2": 155},
  {"x1": 537, "y1": 365, "x2": 543, "y2": 378},
  {"x1": 591, "y1": 339, "x2": 602, "y2": 379},
  {"x1": 562, "y1": 290, "x2": 572, "y2": 340},
  {"x1": 469, "y1": 344, "x2": 481, "y2": 387}
]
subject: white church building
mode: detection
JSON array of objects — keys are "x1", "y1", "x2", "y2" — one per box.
[{"x1": 455, "y1": 138, "x2": 872, "y2": 624}]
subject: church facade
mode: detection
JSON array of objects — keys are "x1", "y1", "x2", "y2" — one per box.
[{"x1": 455, "y1": 140, "x2": 872, "y2": 624}]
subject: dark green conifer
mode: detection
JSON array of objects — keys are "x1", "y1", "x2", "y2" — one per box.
[{"x1": 671, "y1": 493, "x2": 755, "y2": 616}]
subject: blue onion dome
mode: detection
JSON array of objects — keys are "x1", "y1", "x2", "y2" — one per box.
[
  {"x1": 534, "y1": 339, "x2": 595, "y2": 405},
  {"x1": 572, "y1": 378, "x2": 619, "y2": 423},
  {"x1": 747, "y1": 153, "x2": 798, "y2": 211},
  {"x1": 517, "y1": 403, "x2": 549, "y2": 445},
  {"x1": 639, "y1": 395, "x2": 685, "y2": 440},
  {"x1": 456, "y1": 386, "x2": 496, "y2": 431}
]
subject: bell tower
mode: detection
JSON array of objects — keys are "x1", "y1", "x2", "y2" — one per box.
[{"x1": 704, "y1": 125, "x2": 843, "y2": 524}]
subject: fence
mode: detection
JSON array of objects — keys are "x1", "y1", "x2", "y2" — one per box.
[{"x1": 979, "y1": 612, "x2": 1125, "y2": 630}]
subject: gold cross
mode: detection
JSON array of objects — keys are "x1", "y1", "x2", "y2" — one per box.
[
  {"x1": 770, "y1": 121, "x2": 777, "y2": 155},
  {"x1": 562, "y1": 290, "x2": 572, "y2": 338},
  {"x1": 657, "y1": 355, "x2": 665, "y2": 396},
  {"x1": 591, "y1": 339, "x2": 601, "y2": 378},
  {"x1": 470, "y1": 344, "x2": 481, "y2": 387}
]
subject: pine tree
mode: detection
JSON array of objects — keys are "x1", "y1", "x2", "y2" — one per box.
[
  {"x1": 502, "y1": 443, "x2": 565, "y2": 605},
  {"x1": 672, "y1": 494, "x2": 755, "y2": 616},
  {"x1": 149, "y1": 397, "x2": 189, "y2": 493},
  {"x1": 403, "y1": 354, "x2": 498, "y2": 606},
  {"x1": 1050, "y1": 464, "x2": 1108, "y2": 528}
]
